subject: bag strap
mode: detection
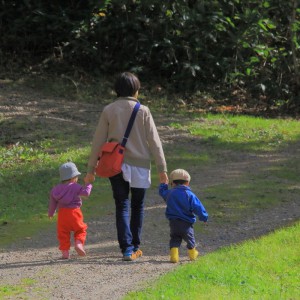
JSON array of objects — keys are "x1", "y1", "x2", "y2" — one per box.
[{"x1": 120, "y1": 102, "x2": 140, "y2": 147}]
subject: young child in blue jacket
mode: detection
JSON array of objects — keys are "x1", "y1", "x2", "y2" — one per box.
[{"x1": 159, "y1": 169, "x2": 208, "y2": 263}]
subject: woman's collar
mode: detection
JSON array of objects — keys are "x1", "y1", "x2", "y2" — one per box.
[{"x1": 117, "y1": 96, "x2": 138, "y2": 102}]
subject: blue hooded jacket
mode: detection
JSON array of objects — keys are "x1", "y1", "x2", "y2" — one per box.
[{"x1": 159, "y1": 183, "x2": 208, "y2": 224}]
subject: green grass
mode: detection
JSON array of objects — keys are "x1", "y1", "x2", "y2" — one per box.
[
  {"x1": 170, "y1": 114, "x2": 300, "y2": 151},
  {"x1": 164, "y1": 145, "x2": 212, "y2": 169},
  {"x1": 0, "y1": 278, "x2": 35, "y2": 299},
  {"x1": 125, "y1": 222, "x2": 300, "y2": 300},
  {"x1": 203, "y1": 176, "x2": 294, "y2": 224}
]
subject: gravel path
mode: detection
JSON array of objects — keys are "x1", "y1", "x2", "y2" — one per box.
[
  {"x1": 0, "y1": 193, "x2": 298, "y2": 300},
  {"x1": 0, "y1": 83, "x2": 299, "y2": 299}
]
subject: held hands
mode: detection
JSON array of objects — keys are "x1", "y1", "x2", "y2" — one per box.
[
  {"x1": 159, "y1": 172, "x2": 169, "y2": 184},
  {"x1": 84, "y1": 173, "x2": 95, "y2": 184}
]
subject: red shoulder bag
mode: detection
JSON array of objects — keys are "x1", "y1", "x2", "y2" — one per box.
[{"x1": 95, "y1": 102, "x2": 140, "y2": 178}]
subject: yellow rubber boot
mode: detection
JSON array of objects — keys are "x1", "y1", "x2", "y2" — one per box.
[
  {"x1": 188, "y1": 248, "x2": 199, "y2": 261},
  {"x1": 170, "y1": 247, "x2": 179, "y2": 263}
]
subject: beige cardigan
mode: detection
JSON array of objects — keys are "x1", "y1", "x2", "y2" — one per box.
[{"x1": 87, "y1": 97, "x2": 167, "y2": 174}]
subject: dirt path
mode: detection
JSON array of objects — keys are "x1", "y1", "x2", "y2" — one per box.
[{"x1": 0, "y1": 84, "x2": 299, "y2": 299}]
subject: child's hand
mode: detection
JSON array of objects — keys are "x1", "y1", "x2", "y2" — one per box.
[
  {"x1": 84, "y1": 173, "x2": 95, "y2": 184},
  {"x1": 203, "y1": 221, "x2": 208, "y2": 226},
  {"x1": 49, "y1": 216, "x2": 53, "y2": 220}
]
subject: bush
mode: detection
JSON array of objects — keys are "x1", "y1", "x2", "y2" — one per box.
[{"x1": 0, "y1": 0, "x2": 299, "y2": 113}]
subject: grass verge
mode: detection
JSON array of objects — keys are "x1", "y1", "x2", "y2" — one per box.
[{"x1": 125, "y1": 222, "x2": 300, "y2": 300}]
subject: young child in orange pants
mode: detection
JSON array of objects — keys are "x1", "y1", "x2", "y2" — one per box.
[{"x1": 48, "y1": 162, "x2": 93, "y2": 259}]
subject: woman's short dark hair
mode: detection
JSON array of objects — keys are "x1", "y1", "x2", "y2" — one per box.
[{"x1": 114, "y1": 72, "x2": 141, "y2": 97}]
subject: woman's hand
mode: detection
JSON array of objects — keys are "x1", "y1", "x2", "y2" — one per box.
[
  {"x1": 159, "y1": 172, "x2": 169, "y2": 184},
  {"x1": 84, "y1": 173, "x2": 95, "y2": 184}
]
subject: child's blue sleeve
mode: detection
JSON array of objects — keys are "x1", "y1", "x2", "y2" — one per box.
[
  {"x1": 190, "y1": 194, "x2": 208, "y2": 222},
  {"x1": 159, "y1": 183, "x2": 169, "y2": 201}
]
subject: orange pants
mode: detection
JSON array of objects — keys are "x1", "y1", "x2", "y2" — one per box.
[{"x1": 57, "y1": 208, "x2": 88, "y2": 251}]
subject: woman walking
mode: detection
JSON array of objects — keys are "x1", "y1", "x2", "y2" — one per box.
[{"x1": 85, "y1": 72, "x2": 168, "y2": 261}]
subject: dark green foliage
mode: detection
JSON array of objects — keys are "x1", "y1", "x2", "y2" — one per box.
[{"x1": 0, "y1": 0, "x2": 299, "y2": 113}]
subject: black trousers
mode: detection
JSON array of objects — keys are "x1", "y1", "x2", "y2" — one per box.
[{"x1": 169, "y1": 218, "x2": 195, "y2": 249}]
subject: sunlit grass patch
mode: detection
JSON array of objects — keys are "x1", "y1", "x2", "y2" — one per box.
[
  {"x1": 125, "y1": 223, "x2": 300, "y2": 300},
  {"x1": 0, "y1": 141, "x2": 52, "y2": 168},
  {"x1": 170, "y1": 114, "x2": 300, "y2": 151},
  {"x1": 0, "y1": 278, "x2": 35, "y2": 298},
  {"x1": 0, "y1": 137, "x2": 90, "y2": 168}
]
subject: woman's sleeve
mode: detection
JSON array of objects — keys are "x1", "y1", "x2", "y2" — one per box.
[{"x1": 145, "y1": 108, "x2": 167, "y2": 173}]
